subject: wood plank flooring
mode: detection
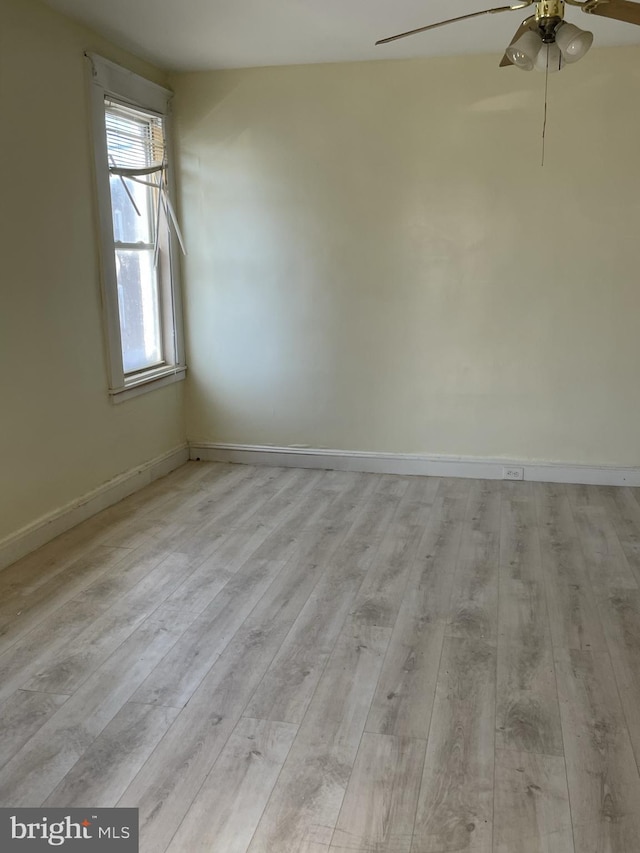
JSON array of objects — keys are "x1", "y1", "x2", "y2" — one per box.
[{"x1": 1, "y1": 462, "x2": 640, "y2": 852}]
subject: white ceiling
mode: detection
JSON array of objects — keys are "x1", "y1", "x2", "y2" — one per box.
[{"x1": 43, "y1": 0, "x2": 640, "y2": 71}]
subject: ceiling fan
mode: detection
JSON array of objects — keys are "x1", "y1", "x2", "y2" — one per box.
[{"x1": 376, "y1": 0, "x2": 640, "y2": 71}]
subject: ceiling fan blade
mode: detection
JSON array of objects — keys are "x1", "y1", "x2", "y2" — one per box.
[
  {"x1": 499, "y1": 15, "x2": 537, "y2": 66},
  {"x1": 583, "y1": 0, "x2": 640, "y2": 25},
  {"x1": 375, "y1": 4, "x2": 531, "y2": 45}
]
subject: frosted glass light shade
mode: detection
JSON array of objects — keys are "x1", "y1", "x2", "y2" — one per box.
[
  {"x1": 555, "y1": 22, "x2": 594, "y2": 62},
  {"x1": 505, "y1": 31, "x2": 543, "y2": 70},
  {"x1": 535, "y1": 42, "x2": 565, "y2": 72}
]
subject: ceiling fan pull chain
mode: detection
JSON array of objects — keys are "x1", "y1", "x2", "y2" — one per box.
[{"x1": 541, "y1": 45, "x2": 550, "y2": 166}]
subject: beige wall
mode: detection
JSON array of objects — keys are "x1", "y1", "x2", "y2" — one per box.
[
  {"x1": 172, "y1": 48, "x2": 640, "y2": 467},
  {"x1": 0, "y1": 0, "x2": 185, "y2": 543}
]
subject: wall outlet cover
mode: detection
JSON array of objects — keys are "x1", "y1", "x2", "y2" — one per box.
[{"x1": 503, "y1": 466, "x2": 524, "y2": 481}]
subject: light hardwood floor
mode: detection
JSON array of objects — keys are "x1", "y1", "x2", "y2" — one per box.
[{"x1": 1, "y1": 463, "x2": 640, "y2": 852}]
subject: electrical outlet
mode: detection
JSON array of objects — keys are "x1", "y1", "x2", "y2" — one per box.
[{"x1": 503, "y1": 466, "x2": 524, "y2": 481}]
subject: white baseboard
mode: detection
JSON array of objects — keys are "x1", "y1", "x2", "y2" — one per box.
[
  {"x1": 4, "y1": 439, "x2": 635, "y2": 572},
  {"x1": 0, "y1": 444, "x2": 189, "y2": 571},
  {"x1": 190, "y1": 442, "x2": 640, "y2": 488}
]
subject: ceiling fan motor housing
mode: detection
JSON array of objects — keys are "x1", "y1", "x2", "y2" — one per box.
[{"x1": 536, "y1": 0, "x2": 565, "y2": 40}]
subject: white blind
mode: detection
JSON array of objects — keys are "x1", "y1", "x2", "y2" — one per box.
[{"x1": 105, "y1": 99, "x2": 165, "y2": 171}]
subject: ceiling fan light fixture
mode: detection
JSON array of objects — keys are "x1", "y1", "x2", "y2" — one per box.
[
  {"x1": 505, "y1": 30, "x2": 544, "y2": 70},
  {"x1": 535, "y1": 41, "x2": 565, "y2": 71},
  {"x1": 554, "y1": 21, "x2": 594, "y2": 62}
]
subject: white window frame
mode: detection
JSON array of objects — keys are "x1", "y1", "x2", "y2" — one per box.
[{"x1": 87, "y1": 54, "x2": 186, "y2": 402}]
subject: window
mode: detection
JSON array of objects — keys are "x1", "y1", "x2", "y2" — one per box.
[{"x1": 87, "y1": 55, "x2": 186, "y2": 400}]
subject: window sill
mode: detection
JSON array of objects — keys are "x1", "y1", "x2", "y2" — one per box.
[{"x1": 109, "y1": 365, "x2": 186, "y2": 403}]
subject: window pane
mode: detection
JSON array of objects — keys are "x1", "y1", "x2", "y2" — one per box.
[
  {"x1": 105, "y1": 102, "x2": 165, "y2": 171},
  {"x1": 109, "y1": 174, "x2": 154, "y2": 244},
  {"x1": 115, "y1": 249, "x2": 163, "y2": 374},
  {"x1": 105, "y1": 100, "x2": 165, "y2": 246}
]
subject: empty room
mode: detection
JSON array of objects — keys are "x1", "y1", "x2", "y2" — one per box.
[{"x1": 2, "y1": 0, "x2": 640, "y2": 850}]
